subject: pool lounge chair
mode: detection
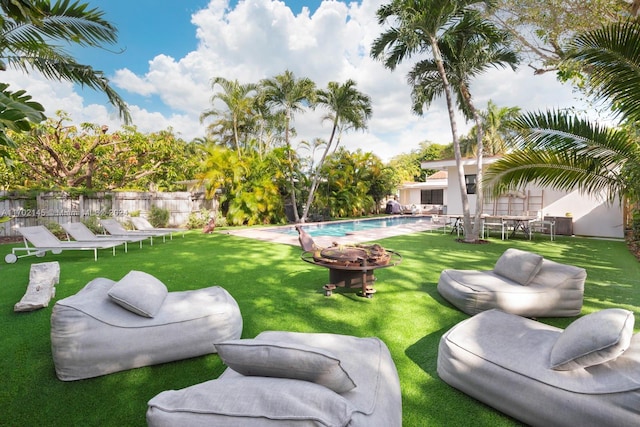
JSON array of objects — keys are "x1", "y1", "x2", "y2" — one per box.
[
  {"x1": 129, "y1": 217, "x2": 185, "y2": 239},
  {"x1": 61, "y1": 222, "x2": 148, "y2": 252},
  {"x1": 5, "y1": 226, "x2": 124, "y2": 263},
  {"x1": 99, "y1": 219, "x2": 166, "y2": 245}
]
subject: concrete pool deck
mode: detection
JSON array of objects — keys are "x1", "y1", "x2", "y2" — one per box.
[{"x1": 224, "y1": 217, "x2": 438, "y2": 248}]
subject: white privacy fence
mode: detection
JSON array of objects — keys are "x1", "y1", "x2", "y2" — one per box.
[{"x1": 0, "y1": 191, "x2": 210, "y2": 237}]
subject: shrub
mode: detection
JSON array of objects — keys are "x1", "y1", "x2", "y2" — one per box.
[{"x1": 149, "y1": 205, "x2": 170, "y2": 227}]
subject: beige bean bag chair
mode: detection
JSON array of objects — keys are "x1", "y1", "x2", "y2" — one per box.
[
  {"x1": 147, "y1": 331, "x2": 402, "y2": 426},
  {"x1": 51, "y1": 271, "x2": 242, "y2": 381},
  {"x1": 438, "y1": 308, "x2": 640, "y2": 427},
  {"x1": 437, "y1": 248, "x2": 586, "y2": 317}
]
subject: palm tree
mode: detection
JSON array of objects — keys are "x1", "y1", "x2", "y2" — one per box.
[
  {"x1": 372, "y1": 0, "x2": 516, "y2": 241},
  {"x1": 300, "y1": 79, "x2": 372, "y2": 223},
  {"x1": 477, "y1": 100, "x2": 521, "y2": 156},
  {"x1": 484, "y1": 20, "x2": 640, "y2": 207},
  {"x1": 200, "y1": 77, "x2": 258, "y2": 158},
  {"x1": 260, "y1": 70, "x2": 316, "y2": 222},
  {"x1": 0, "y1": 1, "x2": 130, "y2": 126}
]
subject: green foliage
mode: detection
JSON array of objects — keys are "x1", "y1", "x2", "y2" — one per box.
[
  {"x1": 186, "y1": 208, "x2": 228, "y2": 230},
  {"x1": 486, "y1": 20, "x2": 640, "y2": 206},
  {"x1": 81, "y1": 215, "x2": 102, "y2": 234},
  {"x1": 0, "y1": 83, "x2": 45, "y2": 158},
  {"x1": 5, "y1": 113, "x2": 199, "y2": 190},
  {"x1": 148, "y1": 205, "x2": 169, "y2": 228},
  {"x1": 0, "y1": 0, "x2": 130, "y2": 123}
]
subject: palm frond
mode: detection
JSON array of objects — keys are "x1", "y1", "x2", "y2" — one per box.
[{"x1": 568, "y1": 20, "x2": 640, "y2": 122}]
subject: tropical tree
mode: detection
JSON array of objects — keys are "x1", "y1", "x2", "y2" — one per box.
[
  {"x1": 372, "y1": 0, "x2": 517, "y2": 241},
  {"x1": 488, "y1": 0, "x2": 632, "y2": 76},
  {"x1": 197, "y1": 143, "x2": 286, "y2": 225},
  {"x1": 7, "y1": 112, "x2": 197, "y2": 190},
  {"x1": 200, "y1": 77, "x2": 258, "y2": 158},
  {"x1": 411, "y1": 9, "x2": 518, "y2": 238},
  {"x1": 484, "y1": 20, "x2": 640, "y2": 209},
  {"x1": 319, "y1": 148, "x2": 380, "y2": 218},
  {"x1": 259, "y1": 70, "x2": 316, "y2": 222},
  {"x1": 300, "y1": 79, "x2": 372, "y2": 223},
  {"x1": 0, "y1": 0, "x2": 131, "y2": 154}
]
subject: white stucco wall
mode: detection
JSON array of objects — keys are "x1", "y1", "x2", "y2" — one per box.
[{"x1": 443, "y1": 166, "x2": 624, "y2": 238}]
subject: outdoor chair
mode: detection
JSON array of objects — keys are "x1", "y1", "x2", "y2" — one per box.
[
  {"x1": 438, "y1": 308, "x2": 640, "y2": 426},
  {"x1": 147, "y1": 331, "x2": 402, "y2": 426},
  {"x1": 129, "y1": 217, "x2": 185, "y2": 239},
  {"x1": 5, "y1": 225, "x2": 124, "y2": 263},
  {"x1": 430, "y1": 214, "x2": 452, "y2": 234},
  {"x1": 437, "y1": 248, "x2": 587, "y2": 317},
  {"x1": 51, "y1": 271, "x2": 243, "y2": 381},
  {"x1": 99, "y1": 218, "x2": 166, "y2": 245},
  {"x1": 61, "y1": 221, "x2": 148, "y2": 251}
]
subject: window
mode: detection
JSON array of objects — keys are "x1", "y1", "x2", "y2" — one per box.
[
  {"x1": 465, "y1": 174, "x2": 476, "y2": 194},
  {"x1": 421, "y1": 189, "x2": 443, "y2": 205}
]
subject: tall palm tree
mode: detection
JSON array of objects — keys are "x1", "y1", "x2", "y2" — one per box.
[
  {"x1": 484, "y1": 20, "x2": 640, "y2": 206},
  {"x1": 260, "y1": 70, "x2": 316, "y2": 222},
  {"x1": 0, "y1": 1, "x2": 130, "y2": 125},
  {"x1": 200, "y1": 77, "x2": 258, "y2": 158},
  {"x1": 372, "y1": 0, "x2": 516, "y2": 241},
  {"x1": 300, "y1": 79, "x2": 372, "y2": 222}
]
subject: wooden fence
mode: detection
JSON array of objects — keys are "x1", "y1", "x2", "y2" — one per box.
[{"x1": 0, "y1": 191, "x2": 210, "y2": 237}]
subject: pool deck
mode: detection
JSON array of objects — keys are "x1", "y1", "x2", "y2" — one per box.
[{"x1": 224, "y1": 216, "x2": 437, "y2": 248}]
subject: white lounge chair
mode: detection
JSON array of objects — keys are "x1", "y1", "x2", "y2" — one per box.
[
  {"x1": 129, "y1": 217, "x2": 185, "y2": 239},
  {"x1": 5, "y1": 226, "x2": 124, "y2": 263},
  {"x1": 61, "y1": 222, "x2": 148, "y2": 252},
  {"x1": 99, "y1": 219, "x2": 166, "y2": 245}
]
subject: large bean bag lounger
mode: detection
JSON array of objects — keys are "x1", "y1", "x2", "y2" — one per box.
[
  {"x1": 51, "y1": 271, "x2": 243, "y2": 381},
  {"x1": 147, "y1": 331, "x2": 402, "y2": 426},
  {"x1": 437, "y1": 248, "x2": 587, "y2": 317},
  {"x1": 438, "y1": 308, "x2": 640, "y2": 427}
]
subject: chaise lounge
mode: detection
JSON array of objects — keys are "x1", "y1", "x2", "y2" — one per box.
[
  {"x1": 438, "y1": 308, "x2": 640, "y2": 426},
  {"x1": 437, "y1": 248, "x2": 587, "y2": 317},
  {"x1": 51, "y1": 271, "x2": 243, "y2": 381},
  {"x1": 147, "y1": 331, "x2": 402, "y2": 426}
]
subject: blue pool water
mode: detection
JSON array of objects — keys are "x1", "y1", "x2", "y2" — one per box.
[{"x1": 270, "y1": 216, "x2": 430, "y2": 237}]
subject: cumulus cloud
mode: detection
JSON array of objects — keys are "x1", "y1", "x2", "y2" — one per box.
[{"x1": 4, "y1": 0, "x2": 588, "y2": 162}]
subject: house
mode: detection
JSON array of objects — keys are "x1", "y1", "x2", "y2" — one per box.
[
  {"x1": 419, "y1": 157, "x2": 625, "y2": 239},
  {"x1": 397, "y1": 170, "x2": 448, "y2": 214}
]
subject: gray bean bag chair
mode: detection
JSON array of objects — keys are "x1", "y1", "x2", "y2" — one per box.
[
  {"x1": 147, "y1": 331, "x2": 402, "y2": 426},
  {"x1": 51, "y1": 271, "x2": 242, "y2": 381},
  {"x1": 437, "y1": 248, "x2": 586, "y2": 317},
  {"x1": 438, "y1": 308, "x2": 640, "y2": 427}
]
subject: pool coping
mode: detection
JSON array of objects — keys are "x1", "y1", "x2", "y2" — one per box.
[{"x1": 223, "y1": 215, "x2": 437, "y2": 247}]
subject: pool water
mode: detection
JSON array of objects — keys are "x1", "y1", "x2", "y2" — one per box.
[{"x1": 271, "y1": 216, "x2": 430, "y2": 237}]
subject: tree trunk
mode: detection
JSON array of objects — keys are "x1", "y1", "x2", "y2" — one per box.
[{"x1": 430, "y1": 38, "x2": 471, "y2": 239}]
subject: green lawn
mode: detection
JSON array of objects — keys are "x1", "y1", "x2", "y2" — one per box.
[{"x1": 1, "y1": 230, "x2": 638, "y2": 426}]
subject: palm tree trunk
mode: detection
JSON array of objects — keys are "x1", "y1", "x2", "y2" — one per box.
[
  {"x1": 461, "y1": 84, "x2": 484, "y2": 241},
  {"x1": 430, "y1": 37, "x2": 472, "y2": 240},
  {"x1": 285, "y1": 111, "x2": 300, "y2": 222},
  {"x1": 301, "y1": 119, "x2": 338, "y2": 222}
]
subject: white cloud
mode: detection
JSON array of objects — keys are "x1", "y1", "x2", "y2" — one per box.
[{"x1": 3, "y1": 0, "x2": 589, "y2": 162}]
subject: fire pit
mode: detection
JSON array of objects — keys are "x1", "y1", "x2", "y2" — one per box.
[{"x1": 301, "y1": 244, "x2": 402, "y2": 297}]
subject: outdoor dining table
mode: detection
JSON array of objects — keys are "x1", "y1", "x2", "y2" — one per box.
[{"x1": 483, "y1": 215, "x2": 537, "y2": 239}]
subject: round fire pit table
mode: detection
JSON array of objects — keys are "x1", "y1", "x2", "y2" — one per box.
[{"x1": 301, "y1": 244, "x2": 402, "y2": 298}]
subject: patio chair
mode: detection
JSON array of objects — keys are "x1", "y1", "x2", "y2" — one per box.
[
  {"x1": 99, "y1": 218, "x2": 166, "y2": 245},
  {"x1": 5, "y1": 226, "x2": 124, "y2": 263},
  {"x1": 437, "y1": 248, "x2": 586, "y2": 317},
  {"x1": 430, "y1": 214, "x2": 452, "y2": 234},
  {"x1": 61, "y1": 222, "x2": 148, "y2": 252},
  {"x1": 129, "y1": 217, "x2": 185, "y2": 239}
]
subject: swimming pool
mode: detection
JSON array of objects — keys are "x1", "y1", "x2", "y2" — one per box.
[{"x1": 270, "y1": 216, "x2": 430, "y2": 237}]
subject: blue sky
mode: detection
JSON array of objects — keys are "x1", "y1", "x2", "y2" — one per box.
[{"x1": 4, "y1": 0, "x2": 584, "y2": 161}]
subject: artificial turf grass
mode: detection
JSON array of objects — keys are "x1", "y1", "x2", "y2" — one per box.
[{"x1": 0, "y1": 230, "x2": 638, "y2": 426}]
